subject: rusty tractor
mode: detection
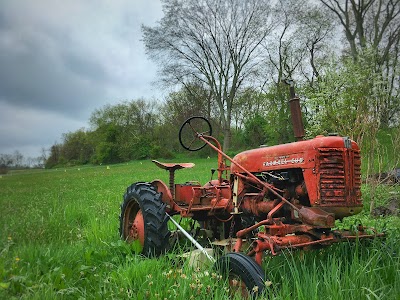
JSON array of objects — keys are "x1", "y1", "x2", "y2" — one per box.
[{"x1": 119, "y1": 81, "x2": 383, "y2": 297}]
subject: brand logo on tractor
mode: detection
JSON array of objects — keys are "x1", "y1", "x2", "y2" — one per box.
[{"x1": 263, "y1": 157, "x2": 304, "y2": 167}]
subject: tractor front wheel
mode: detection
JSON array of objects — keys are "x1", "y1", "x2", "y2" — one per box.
[
  {"x1": 119, "y1": 182, "x2": 170, "y2": 257},
  {"x1": 215, "y1": 252, "x2": 266, "y2": 298}
]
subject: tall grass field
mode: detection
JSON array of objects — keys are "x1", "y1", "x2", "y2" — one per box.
[{"x1": 0, "y1": 158, "x2": 399, "y2": 299}]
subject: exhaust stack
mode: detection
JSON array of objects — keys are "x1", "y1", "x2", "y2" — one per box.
[{"x1": 285, "y1": 79, "x2": 305, "y2": 141}]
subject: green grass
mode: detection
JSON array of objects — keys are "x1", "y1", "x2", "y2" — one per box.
[{"x1": 0, "y1": 158, "x2": 399, "y2": 299}]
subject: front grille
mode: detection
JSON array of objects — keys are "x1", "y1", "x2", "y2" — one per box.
[{"x1": 318, "y1": 148, "x2": 361, "y2": 206}]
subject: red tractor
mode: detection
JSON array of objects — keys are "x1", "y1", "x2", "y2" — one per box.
[{"x1": 119, "y1": 82, "x2": 383, "y2": 297}]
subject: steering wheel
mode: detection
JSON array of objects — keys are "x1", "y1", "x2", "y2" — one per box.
[{"x1": 178, "y1": 116, "x2": 212, "y2": 151}]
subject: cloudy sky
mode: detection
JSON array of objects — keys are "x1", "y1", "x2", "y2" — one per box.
[{"x1": 0, "y1": 0, "x2": 164, "y2": 159}]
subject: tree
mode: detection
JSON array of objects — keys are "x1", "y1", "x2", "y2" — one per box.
[
  {"x1": 265, "y1": 0, "x2": 306, "y2": 83},
  {"x1": 320, "y1": 0, "x2": 400, "y2": 59},
  {"x1": 319, "y1": 0, "x2": 400, "y2": 126},
  {"x1": 232, "y1": 87, "x2": 267, "y2": 131},
  {"x1": 260, "y1": 0, "x2": 334, "y2": 144},
  {"x1": 0, "y1": 153, "x2": 13, "y2": 174},
  {"x1": 297, "y1": 3, "x2": 335, "y2": 85},
  {"x1": 39, "y1": 147, "x2": 48, "y2": 167},
  {"x1": 0, "y1": 151, "x2": 26, "y2": 172},
  {"x1": 45, "y1": 144, "x2": 63, "y2": 168},
  {"x1": 12, "y1": 150, "x2": 23, "y2": 167},
  {"x1": 242, "y1": 113, "x2": 270, "y2": 148},
  {"x1": 161, "y1": 82, "x2": 213, "y2": 125},
  {"x1": 89, "y1": 99, "x2": 160, "y2": 162},
  {"x1": 160, "y1": 83, "x2": 215, "y2": 152},
  {"x1": 304, "y1": 52, "x2": 384, "y2": 145},
  {"x1": 142, "y1": 0, "x2": 274, "y2": 151},
  {"x1": 61, "y1": 129, "x2": 94, "y2": 165}
]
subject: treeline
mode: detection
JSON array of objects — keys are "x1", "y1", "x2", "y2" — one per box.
[
  {"x1": 45, "y1": 0, "x2": 400, "y2": 168},
  {"x1": 45, "y1": 73, "x2": 399, "y2": 169},
  {"x1": 46, "y1": 99, "x2": 173, "y2": 168},
  {"x1": 45, "y1": 86, "x2": 270, "y2": 168},
  {"x1": 0, "y1": 151, "x2": 23, "y2": 174}
]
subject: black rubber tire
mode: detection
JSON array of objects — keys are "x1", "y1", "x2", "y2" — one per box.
[
  {"x1": 215, "y1": 252, "x2": 266, "y2": 298},
  {"x1": 119, "y1": 182, "x2": 170, "y2": 257}
]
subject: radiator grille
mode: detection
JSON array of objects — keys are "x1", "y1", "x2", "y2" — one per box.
[{"x1": 318, "y1": 148, "x2": 361, "y2": 206}]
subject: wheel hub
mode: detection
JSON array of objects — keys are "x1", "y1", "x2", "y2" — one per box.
[{"x1": 129, "y1": 210, "x2": 145, "y2": 245}]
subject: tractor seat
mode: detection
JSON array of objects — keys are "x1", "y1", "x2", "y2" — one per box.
[{"x1": 152, "y1": 160, "x2": 195, "y2": 171}]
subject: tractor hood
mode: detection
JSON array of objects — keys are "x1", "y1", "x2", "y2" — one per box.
[{"x1": 231, "y1": 135, "x2": 359, "y2": 173}]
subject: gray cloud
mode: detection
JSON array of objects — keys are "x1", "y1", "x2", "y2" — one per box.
[
  {"x1": 0, "y1": 0, "x2": 164, "y2": 158},
  {"x1": 0, "y1": 101, "x2": 87, "y2": 155}
]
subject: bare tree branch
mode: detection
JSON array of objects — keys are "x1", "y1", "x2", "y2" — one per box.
[{"x1": 142, "y1": 0, "x2": 273, "y2": 150}]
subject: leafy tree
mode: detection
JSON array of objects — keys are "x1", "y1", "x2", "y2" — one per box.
[
  {"x1": 89, "y1": 100, "x2": 160, "y2": 163},
  {"x1": 304, "y1": 51, "x2": 384, "y2": 145},
  {"x1": 320, "y1": 0, "x2": 400, "y2": 126},
  {"x1": 262, "y1": 83, "x2": 297, "y2": 145},
  {"x1": 242, "y1": 113, "x2": 270, "y2": 148},
  {"x1": 61, "y1": 129, "x2": 94, "y2": 165},
  {"x1": 232, "y1": 87, "x2": 267, "y2": 130},
  {"x1": 45, "y1": 144, "x2": 63, "y2": 168}
]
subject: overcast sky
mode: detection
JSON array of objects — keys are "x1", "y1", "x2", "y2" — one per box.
[{"x1": 0, "y1": 0, "x2": 164, "y2": 159}]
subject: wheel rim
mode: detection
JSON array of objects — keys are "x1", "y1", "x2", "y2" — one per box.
[
  {"x1": 124, "y1": 202, "x2": 145, "y2": 252},
  {"x1": 129, "y1": 210, "x2": 145, "y2": 245}
]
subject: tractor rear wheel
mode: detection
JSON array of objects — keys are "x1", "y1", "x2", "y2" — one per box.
[
  {"x1": 119, "y1": 182, "x2": 170, "y2": 257},
  {"x1": 215, "y1": 252, "x2": 266, "y2": 298}
]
